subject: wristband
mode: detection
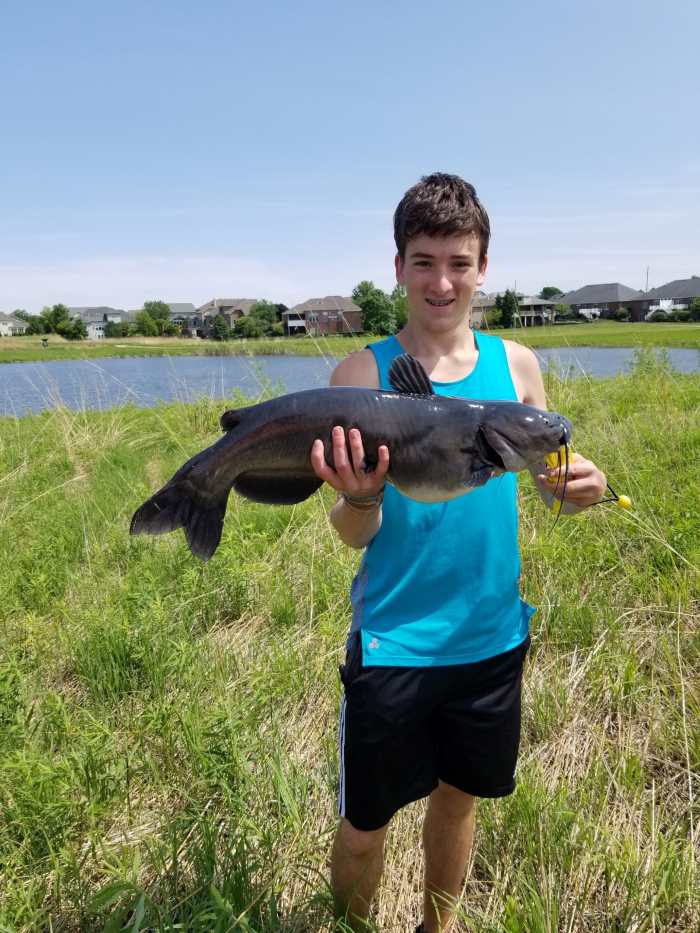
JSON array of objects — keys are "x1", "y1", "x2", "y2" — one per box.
[{"x1": 341, "y1": 487, "x2": 385, "y2": 511}]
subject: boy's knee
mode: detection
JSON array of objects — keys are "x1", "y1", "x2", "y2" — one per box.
[
  {"x1": 336, "y1": 817, "x2": 390, "y2": 859},
  {"x1": 430, "y1": 781, "x2": 476, "y2": 818}
]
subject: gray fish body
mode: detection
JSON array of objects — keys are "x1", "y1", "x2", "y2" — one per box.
[{"x1": 131, "y1": 355, "x2": 571, "y2": 560}]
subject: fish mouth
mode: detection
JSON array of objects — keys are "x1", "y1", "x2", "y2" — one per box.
[{"x1": 480, "y1": 419, "x2": 572, "y2": 472}]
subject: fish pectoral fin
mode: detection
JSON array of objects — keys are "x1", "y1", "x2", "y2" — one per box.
[
  {"x1": 233, "y1": 471, "x2": 323, "y2": 505},
  {"x1": 220, "y1": 408, "x2": 243, "y2": 432},
  {"x1": 388, "y1": 354, "x2": 435, "y2": 395}
]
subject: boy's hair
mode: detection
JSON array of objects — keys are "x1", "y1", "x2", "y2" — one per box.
[{"x1": 393, "y1": 173, "x2": 491, "y2": 263}]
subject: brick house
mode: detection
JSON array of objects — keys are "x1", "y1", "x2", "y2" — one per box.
[{"x1": 283, "y1": 296, "x2": 362, "y2": 335}]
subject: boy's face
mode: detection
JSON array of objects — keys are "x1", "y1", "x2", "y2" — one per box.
[{"x1": 395, "y1": 232, "x2": 487, "y2": 333}]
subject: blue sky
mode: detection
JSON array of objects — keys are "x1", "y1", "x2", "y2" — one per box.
[{"x1": 2, "y1": 0, "x2": 698, "y2": 313}]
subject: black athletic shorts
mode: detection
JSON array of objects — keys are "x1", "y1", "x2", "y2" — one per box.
[{"x1": 337, "y1": 633, "x2": 530, "y2": 832}]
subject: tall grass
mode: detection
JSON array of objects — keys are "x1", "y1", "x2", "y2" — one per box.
[{"x1": 0, "y1": 354, "x2": 698, "y2": 931}]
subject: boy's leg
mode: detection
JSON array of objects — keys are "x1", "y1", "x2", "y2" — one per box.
[
  {"x1": 331, "y1": 817, "x2": 391, "y2": 929},
  {"x1": 421, "y1": 782, "x2": 475, "y2": 932}
]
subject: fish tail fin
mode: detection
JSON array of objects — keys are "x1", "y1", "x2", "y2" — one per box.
[{"x1": 130, "y1": 483, "x2": 228, "y2": 562}]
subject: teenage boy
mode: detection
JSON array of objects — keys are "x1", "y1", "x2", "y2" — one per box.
[{"x1": 310, "y1": 173, "x2": 606, "y2": 933}]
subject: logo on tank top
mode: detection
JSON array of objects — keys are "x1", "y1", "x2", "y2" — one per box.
[{"x1": 368, "y1": 638, "x2": 380, "y2": 651}]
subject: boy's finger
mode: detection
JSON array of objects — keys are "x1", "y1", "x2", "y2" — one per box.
[
  {"x1": 311, "y1": 438, "x2": 338, "y2": 484},
  {"x1": 348, "y1": 428, "x2": 366, "y2": 475}
]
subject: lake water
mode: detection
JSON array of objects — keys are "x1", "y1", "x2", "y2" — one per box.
[{"x1": 1, "y1": 347, "x2": 698, "y2": 417}]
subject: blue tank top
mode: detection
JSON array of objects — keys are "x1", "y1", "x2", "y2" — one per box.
[{"x1": 350, "y1": 332, "x2": 534, "y2": 667}]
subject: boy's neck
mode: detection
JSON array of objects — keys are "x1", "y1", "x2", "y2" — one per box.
[{"x1": 397, "y1": 319, "x2": 477, "y2": 361}]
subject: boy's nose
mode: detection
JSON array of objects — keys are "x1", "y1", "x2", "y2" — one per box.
[{"x1": 430, "y1": 271, "x2": 452, "y2": 294}]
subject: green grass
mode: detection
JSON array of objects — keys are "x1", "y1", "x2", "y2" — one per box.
[
  {"x1": 1, "y1": 355, "x2": 698, "y2": 931},
  {"x1": 487, "y1": 320, "x2": 700, "y2": 349},
  {"x1": 2, "y1": 321, "x2": 700, "y2": 364}
]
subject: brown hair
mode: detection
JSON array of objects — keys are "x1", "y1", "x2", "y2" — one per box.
[{"x1": 393, "y1": 173, "x2": 491, "y2": 263}]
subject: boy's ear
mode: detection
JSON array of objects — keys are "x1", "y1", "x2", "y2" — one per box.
[
  {"x1": 476, "y1": 254, "x2": 488, "y2": 287},
  {"x1": 395, "y1": 253, "x2": 405, "y2": 285}
]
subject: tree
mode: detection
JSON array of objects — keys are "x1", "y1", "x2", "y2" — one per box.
[
  {"x1": 539, "y1": 286, "x2": 564, "y2": 300},
  {"x1": 211, "y1": 315, "x2": 232, "y2": 341},
  {"x1": 496, "y1": 290, "x2": 517, "y2": 328},
  {"x1": 134, "y1": 310, "x2": 159, "y2": 336},
  {"x1": 390, "y1": 285, "x2": 409, "y2": 329},
  {"x1": 104, "y1": 320, "x2": 130, "y2": 338},
  {"x1": 554, "y1": 303, "x2": 574, "y2": 321},
  {"x1": 689, "y1": 298, "x2": 700, "y2": 322},
  {"x1": 352, "y1": 281, "x2": 396, "y2": 335},
  {"x1": 65, "y1": 317, "x2": 87, "y2": 340},
  {"x1": 41, "y1": 303, "x2": 73, "y2": 335},
  {"x1": 233, "y1": 316, "x2": 266, "y2": 339},
  {"x1": 14, "y1": 310, "x2": 46, "y2": 334},
  {"x1": 248, "y1": 300, "x2": 280, "y2": 335},
  {"x1": 142, "y1": 300, "x2": 172, "y2": 336}
]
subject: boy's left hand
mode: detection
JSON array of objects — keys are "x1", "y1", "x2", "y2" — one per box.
[{"x1": 535, "y1": 452, "x2": 607, "y2": 509}]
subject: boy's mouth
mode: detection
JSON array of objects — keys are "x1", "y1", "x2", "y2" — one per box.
[{"x1": 426, "y1": 298, "x2": 455, "y2": 307}]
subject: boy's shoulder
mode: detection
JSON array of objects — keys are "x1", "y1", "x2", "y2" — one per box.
[{"x1": 330, "y1": 348, "x2": 380, "y2": 388}]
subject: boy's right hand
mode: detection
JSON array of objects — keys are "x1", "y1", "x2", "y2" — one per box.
[{"x1": 310, "y1": 426, "x2": 389, "y2": 497}]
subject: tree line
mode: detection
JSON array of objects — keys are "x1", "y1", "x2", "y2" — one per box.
[{"x1": 9, "y1": 286, "x2": 700, "y2": 341}]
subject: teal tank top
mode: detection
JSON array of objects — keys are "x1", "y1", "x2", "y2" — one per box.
[{"x1": 350, "y1": 332, "x2": 535, "y2": 667}]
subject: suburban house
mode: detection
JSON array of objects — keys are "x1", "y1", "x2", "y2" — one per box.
[
  {"x1": 0, "y1": 312, "x2": 28, "y2": 336},
  {"x1": 283, "y1": 296, "x2": 362, "y2": 335},
  {"x1": 643, "y1": 276, "x2": 700, "y2": 317},
  {"x1": 555, "y1": 283, "x2": 645, "y2": 320},
  {"x1": 470, "y1": 293, "x2": 557, "y2": 327},
  {"x1": 164, "y1": 302, "x2": 200, "y2": 334},
  {"x1": 68, "y1": 306, "x2": 129, "y2": 339},
  {"x1": 193, "y1": 298, "x2": 257, "y2": 334}
]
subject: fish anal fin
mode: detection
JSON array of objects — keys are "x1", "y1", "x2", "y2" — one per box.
[
  {"x1": 220, "y1": 408, "x2": 243, "y2": 432},
  {"x1": 388, "y1": 354, "x2": 434, "y2": 395},
  {"x1": 233, "y1": 472, "x2": 323, "y2": 505}
]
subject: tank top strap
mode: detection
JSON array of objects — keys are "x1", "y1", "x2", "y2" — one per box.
[{"x1": 366, "y1": 335, "x2": 403, "y2": 391}]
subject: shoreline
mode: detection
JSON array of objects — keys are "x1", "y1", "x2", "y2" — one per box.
[{"x1": 2, "y1": 322, "x2": 700, "y2": 363}]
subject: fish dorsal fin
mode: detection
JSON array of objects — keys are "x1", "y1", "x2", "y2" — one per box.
[
  {"x1": 220, "y1": 409, "x2": 242, "y2": 432},
  {"x1": 388, "y1": 354, "x2": 435, "y2": 395}
]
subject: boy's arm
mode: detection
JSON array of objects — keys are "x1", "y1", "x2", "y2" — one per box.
[
  {"x1": 310, "y1": 350, "x2": 390, "y2": 548},
  {"x1": 505, "y1": 341, "x2": 607, "y2": 511}
]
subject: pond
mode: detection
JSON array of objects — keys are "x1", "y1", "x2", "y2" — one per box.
[{"x1": 1, "y1": 347, "x2": 698, "y2": 417}]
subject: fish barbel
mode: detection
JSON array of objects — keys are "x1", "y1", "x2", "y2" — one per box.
[{"x1": 130, "y1": 354, "x2": 572, "y2": 560}]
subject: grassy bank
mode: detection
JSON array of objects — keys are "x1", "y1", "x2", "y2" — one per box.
[
  {"x1": 2, "y1": 321, "x2": 700, "y2": 364},
  {"x1": 1, "y1": 355, "x2": 698, "y2": 931}
]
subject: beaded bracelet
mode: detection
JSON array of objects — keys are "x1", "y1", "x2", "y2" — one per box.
[{"x1": 341, "y1": 487, "x2": 385, "y2": 511}]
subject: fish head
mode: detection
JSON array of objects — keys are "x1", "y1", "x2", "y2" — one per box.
[{"x1": 475, "y1": 403, "x2": 572, "y2": 473}]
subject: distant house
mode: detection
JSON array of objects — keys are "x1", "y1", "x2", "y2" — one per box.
[
  {"x1": 514, "y1": 296, "x2": 557, "y2": 326},
  {"x1": 164, "y1": 302, "x2": 200, "y2": 335},
  {"x1": 643, "y1": 276, "x2": 700, "y2": 317},
  {"x1": 470, "y1": 293, "x2": 556, "y2": 327},
  {"x1": 556, "y1": 283, "x2": 644, "y2": 320},
  {"x1": 0, "y1": 312, "x2": 28, "y2": 336},
  {"x1": 68, "y1": 306, "x2": 129, "y2": 339},
  {"x1": 469, "y1": 293, "x2": 495, "y2": 328},
  {"x1": 284, "y1": 296, "x2": 362, "y2": 336},
  {"x1": 191, "y1": 298, "x2": 259, "y2": 337}
]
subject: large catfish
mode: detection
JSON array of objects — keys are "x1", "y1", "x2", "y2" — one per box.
[{"x1": 130, "y1": 354, "x2": 571, "y2": 560}]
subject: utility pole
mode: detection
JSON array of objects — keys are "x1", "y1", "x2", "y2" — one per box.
[{"x1": 645, "y1": 267, "x2": 649, "y2": 292}]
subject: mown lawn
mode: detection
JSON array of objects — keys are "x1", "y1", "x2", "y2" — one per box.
[
  {"x1": 2, "y1": 321, "x2": 700, "y2": 364},
  {"x1": 1, "y1": 353, "x2": 698, "y2": 931}
]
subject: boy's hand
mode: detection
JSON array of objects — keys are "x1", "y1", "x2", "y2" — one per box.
[
  {"x1": 535, "y1": 452, "x2": 607, "y2": 509},
  {"x1": 311, "y1": 426, "x2": 389, "y2": 497}
]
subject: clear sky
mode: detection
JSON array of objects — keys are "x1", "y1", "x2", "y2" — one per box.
[{"x1": 2, "y1": 0, "x2": 698, "y2": 313}]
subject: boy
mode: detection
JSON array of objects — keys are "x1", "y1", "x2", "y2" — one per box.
[{"x1": 310, "y1": 174, "x2": 606, "y2": 932}]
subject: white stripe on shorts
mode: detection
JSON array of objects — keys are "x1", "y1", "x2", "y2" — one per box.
[{"x1": 338, "y1": 696, "x2": 347, "y2": 817}]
